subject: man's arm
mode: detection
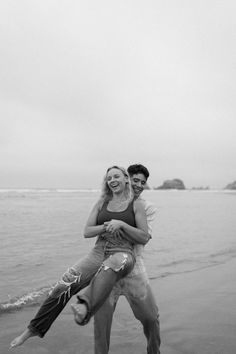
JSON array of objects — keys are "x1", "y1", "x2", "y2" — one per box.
[{"x1": 144, "y1": 200, "x2": 157, "y2": 237}]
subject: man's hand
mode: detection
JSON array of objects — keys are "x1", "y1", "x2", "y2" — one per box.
[{"x1": 104, "y1": 220, "x2": 124, "y2": 234}]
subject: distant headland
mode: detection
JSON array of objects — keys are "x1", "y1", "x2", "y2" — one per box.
[
  {"x1": 154, "y1": 179, "x2": 186, "y2": 190},
  {"x1": 224, "y1": 180, "x2": 236, "y2": 190},
  {"x1": 152, "y1": 179, "x2": 236, "y2": 190}
]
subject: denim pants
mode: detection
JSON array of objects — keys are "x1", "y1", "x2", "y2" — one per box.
[
  {"x1": 28, "y1": 238, "x2": 106, "y2": 337},
  {"x1": 76, "y1": 251, "x2": 135, "y2": 324},
  {"x1": 93, "y1": 264, "x2": 161, "y2": 354}
]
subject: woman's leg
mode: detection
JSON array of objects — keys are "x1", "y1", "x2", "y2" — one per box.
[
  {"x1": 10, "y1": 241, "x2": 105, "y2": 347},
  {"x1": 72, "y1": 252, "x2": 135, "y2": 324}
]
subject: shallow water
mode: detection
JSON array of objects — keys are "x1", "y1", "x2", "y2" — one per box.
[{"x1": 1, "y1": 189, "x2": 236, "y2": 313}]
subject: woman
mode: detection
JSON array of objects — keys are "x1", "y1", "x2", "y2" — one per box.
[
  {"x1": 71, "y1": 165, "x2": 150, "y2": 325},
  {"x1": 10, "y1": 166, "x2": 149, "y2": 348}
]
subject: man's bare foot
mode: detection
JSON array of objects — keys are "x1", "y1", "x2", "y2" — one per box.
[
  {"x1": 10, "y1": 329, "x2": 36, "y2": 348},
  {"x1": 71, "y1": 303, "x2": 87, "y2": 325}
]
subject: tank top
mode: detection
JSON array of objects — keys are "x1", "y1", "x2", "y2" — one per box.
[{"x1": 97, "y1": 198, "x2": 136, "y2": 255}]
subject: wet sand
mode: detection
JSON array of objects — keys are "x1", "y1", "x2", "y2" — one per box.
[{"x1": 2, "y1": 258, "x2": 236, "y2": 354}]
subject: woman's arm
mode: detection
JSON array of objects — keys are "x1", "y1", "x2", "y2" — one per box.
[
  {"x1": 84, "y1": 200, "x2": 106, "y2": 238},
  {"x1": 104, "y1": 199, "x2": 150, "y2": 245}
]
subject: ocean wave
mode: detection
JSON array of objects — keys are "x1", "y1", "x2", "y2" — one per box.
[
  {"x1": 0, "y1": 285, "x2": 54, "y2": 315},
  {"x1": 0, "y1": 188, "x2": 99, "y2": 193},
  {"x1": 156, "y1": 257, "x2": 201, "y2": 269},
  {"x1": 56, "y1": 189, "x2": 100, "y2": 193},
  {"x1": 149, "y1": 250, "x2": 236, "y2": 280},
  {"x1": 155, "y1": 246, "x2": 236, "y2": 270},
  {"x1": 0, "y1": 188, "x2": 100, "y2": 200},
  {"x1": 149, "y1": 262, "x2": 220, "y2": 280}
]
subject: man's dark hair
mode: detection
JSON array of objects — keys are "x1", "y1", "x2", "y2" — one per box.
[{"x1": 127, "y1": 164, "x2": 150, "y2": 180}]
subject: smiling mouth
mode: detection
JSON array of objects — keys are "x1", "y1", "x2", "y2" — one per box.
[
  {"x1": 133, "y1": 187, "x2": 142, "y2": 192},
  {"x1": 110, "y1": 183, "x2": 119, "y2": 188}
]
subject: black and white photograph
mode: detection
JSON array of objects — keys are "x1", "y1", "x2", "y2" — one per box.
[{"x1": 1, "y1": 1, "x2": 236, "y2": 353}]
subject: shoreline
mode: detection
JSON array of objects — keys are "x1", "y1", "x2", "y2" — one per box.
[{"x1": 1, "y1": 258, "x2": 236, "y2": 354}]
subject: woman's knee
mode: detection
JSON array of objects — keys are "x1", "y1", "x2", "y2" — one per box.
[
  {"x1": 49, "y1": 267, "x2": 81, "y2": 298},
  {"x1": 103, "y1": 253, "x2": 134, "y2": 275}
]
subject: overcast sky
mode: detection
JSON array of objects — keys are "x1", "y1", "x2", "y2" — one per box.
[{"x1": 1, "y1": 0, "x2": 235, "y2": 189}]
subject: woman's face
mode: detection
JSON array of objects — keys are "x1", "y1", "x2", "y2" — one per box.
[{"x1": 106, "y1": 168, "x2": 127, "y2": 194}]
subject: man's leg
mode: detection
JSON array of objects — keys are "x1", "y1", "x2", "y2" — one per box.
[
  {"x1": 124, "y1": 273, "x2": 161, "y2": 354},
  {"x1": 93, "y1": 271, "x2": 160, "y2": 354},
  {"x1": 93, "y1": 284, "x2": 122, "y2": 354}
]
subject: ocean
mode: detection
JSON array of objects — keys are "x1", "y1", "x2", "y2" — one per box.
[{"x1": 1, "y1": 189, "x2": 236, "y2": 315}]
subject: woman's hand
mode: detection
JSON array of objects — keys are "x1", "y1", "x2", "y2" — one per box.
[{"x1": 104, "y1": 220, "x2": 124, "y2": 234}]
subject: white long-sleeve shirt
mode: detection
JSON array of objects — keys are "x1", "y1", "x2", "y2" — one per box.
[{"x1": 131, "y1": 199, "x2": 157, "y2": 276}]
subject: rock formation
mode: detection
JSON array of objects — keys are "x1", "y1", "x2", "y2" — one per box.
[
  {"x1": 155, "y1": 178, "x2": 186, "y2": 190},
  {"x1": 224, "y1": 180, "x2": 236, "y2": 190}
]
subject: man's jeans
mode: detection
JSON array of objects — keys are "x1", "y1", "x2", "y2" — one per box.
[
  {"x1": 28, "y1": 239, "x2": 106, "y2": 337},
  {"x1": 94, "y1": 267, "x2": 161, "y2": 354}
]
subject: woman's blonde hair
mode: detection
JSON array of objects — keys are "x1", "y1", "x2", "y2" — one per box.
[{"x1": 101, "y1": 165, "x2": 133, "y2": 202}]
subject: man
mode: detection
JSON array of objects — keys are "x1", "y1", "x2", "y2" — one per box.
[{"x1": 93, "y1": 164, "x2": 161, "y2": 354}]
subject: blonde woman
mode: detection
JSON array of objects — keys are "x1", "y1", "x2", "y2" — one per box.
[{"x1": 71, "y1": 165, "x2": 150, "y2": 324}]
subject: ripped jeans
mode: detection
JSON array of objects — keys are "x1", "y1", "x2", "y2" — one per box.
[
  {"x1": 28, "y1": 238, "x2": 106, "y2": 337},
  {"x1": 76, "y1": 251, "x2": 135, "y2": 324}
]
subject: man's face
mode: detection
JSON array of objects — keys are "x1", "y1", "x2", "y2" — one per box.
[{"x1": 130, "y1": 173, "x2": 147, "y2": 198}]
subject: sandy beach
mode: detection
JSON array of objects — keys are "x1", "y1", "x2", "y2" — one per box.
[{"x1": 1, "y1": 258, "x2": 236, "y2": 354}]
